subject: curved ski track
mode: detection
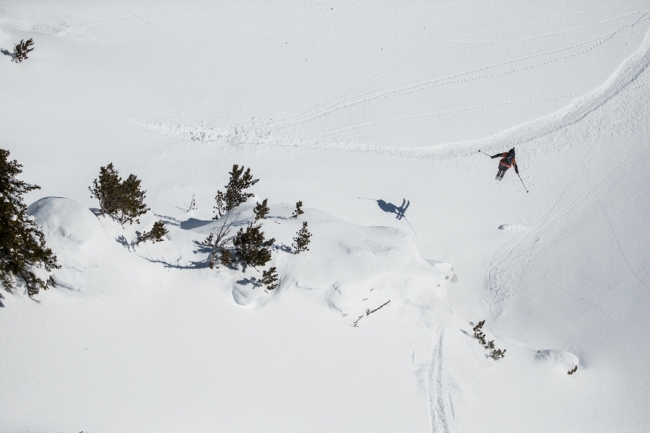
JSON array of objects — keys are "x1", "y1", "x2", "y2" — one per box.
[
  {"x1": 136, "y1": 18, "x2": 650, "y2": 162},
  {"x1": 482, "y1": 62, "x2": 650, "y2": 314}
]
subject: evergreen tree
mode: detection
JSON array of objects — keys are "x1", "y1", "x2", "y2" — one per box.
[
  {"x1": 261, "y1": 267, "x2": 279, "y2": 290},
  {"x1": 213, "y1": 165, "x2": 258, "y2": 218},
  {"x1": 472, "y1": 320, "x2": 506, "y2": 360},
  {"x1": 292, "y1": 221, "x2": 312, "y2": 254},
  {"x1": 254, "y1": 198, "x2": 270, "y2": 221},
  {"x1": 291, "y1": 200, "x2": 304, "y2": 219},
  {"x1": 232, "y1": 223, "x2": 274, "y2": 268},
  {"x1": 0, "y1": 149, "x2": 59, "y2": 297},
  {"x1": 13, "y1": 38, "x2": 34, "y2": 63},
  {"x1": 137, "y1": 221, "x2": 168, "y2": 245},
  {"x1": 89, "y1": 163, "x2": 149, "y2": 225}
]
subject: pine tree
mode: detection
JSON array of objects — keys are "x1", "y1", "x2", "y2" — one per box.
[
  {"x1": 13, "y1": 38, "x2": 34, "y2": 63},
  {"x1": 472, "y1": 320, "x2": 506, "y2": 360},
  {"x1": 137, "y1": 221, "x2": 168, "y2": 245},
  {"x1": 254, "y1": 198, "x2": 270, "y2": 221},
  {"x1": 232, "y1": 222, "x2": 274, "y2": 268},
  {"x1": 292, "y1": 221, "x2": 312, "y2": 254},
  {"x1": 89, "y1": 163, "x2": 149, "y2": 225},
  {"x1": 291, "y1": 200, "x2": 304, "y2": 219},
  {"x1": 0, "y1": 149, "x2": 59, "y2": 297},
  {"x1": 213, "y1": 165, "x2": 258, "y2": 218},
  {"x1": 261, "y1": 267, "x2": 279, "y2": 290}
]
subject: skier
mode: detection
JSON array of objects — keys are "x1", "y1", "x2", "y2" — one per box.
[{"x1": 491, "y1": 148, "x2": 518, "y2": 181}]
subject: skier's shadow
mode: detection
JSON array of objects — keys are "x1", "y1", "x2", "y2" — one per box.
[{"x1": 376, "y1": 198, "x2": 410, "y2": 220}]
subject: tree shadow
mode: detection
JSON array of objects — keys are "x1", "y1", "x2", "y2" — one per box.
[
  {"x1": 139, "y1": 253, "x2": 208, "y2": 269},
  {"x1": 1, "y1": 48, "x2": 12, "y2": 58},
  {"x1": 236, "y1": 277, "x2": 263, "y2": 288},
  {"x1": 116, "y1": 235, "x2": 135, "y2": 251},
  {"x1": 180, "y1": 218, "x2": 213, "y2": 230},
  {"x1": 376, "y1": 198, "x2": 410, "y2": 220}
]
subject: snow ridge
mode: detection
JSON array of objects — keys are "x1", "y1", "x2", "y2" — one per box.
[{"x1": 135, "y1": 20, "x2": 650, "y2": 161}]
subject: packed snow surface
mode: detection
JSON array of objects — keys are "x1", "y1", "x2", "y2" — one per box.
[{"x1": 2, "y1": 1, "x2": 650, "y2": 432}]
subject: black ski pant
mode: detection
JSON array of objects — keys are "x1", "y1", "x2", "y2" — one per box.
[{"x1": 496, "y1": 163, "x2": 509, "y2": 180}]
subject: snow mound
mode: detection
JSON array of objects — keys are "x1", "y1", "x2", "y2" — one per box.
[
  {"x1": 192, "y1": 205, "x2": 447, "y2": 320},
  {"x1": 27, "y1": 197, "x2": 143, "y2": 295},
  {"x1": 498, "y1": 223, "x2": 526, "y2": 232}
]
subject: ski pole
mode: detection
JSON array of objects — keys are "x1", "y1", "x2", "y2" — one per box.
[
  {"x1": 478, "y1": 150, "x2": 492, "y2": 158},
  {"x1": 517, "y1": 173, "x2": 529, "y2": 193}
]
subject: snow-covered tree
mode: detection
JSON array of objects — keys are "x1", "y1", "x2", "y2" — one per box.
[
  {"x1": 213, "y1": 165, "x2": 258, "y2": 218},
  {"x1": 253, "y1": 198, "x2": 270, "y2": 221},
  {"x1": 292, "y1": 221, "x2": 311, "y2": 254},
  {"x1": 89, "y1": 163, "x2": 149, "y2": 225},
  {"x1": 232, "y1": 222, "x2": 274, "y2": 268},
  {"x1": 0, "y1": 149, "x2": 59, "y2": 297},
  {"x1": 291, "y1": 200, "x2": 304, "y2": 219},
  {"x1": 13, "y1": 38, "x2": 34, "y2": 63},
  {"x1": 261, "y1": 266, "x2": 278, "y2": 290},
  {"x1": 137, "y1": 220, "x2": 168, "y2": 245}
]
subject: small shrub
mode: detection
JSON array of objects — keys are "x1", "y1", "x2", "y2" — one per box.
[
  {"x1": 254, "y1": 198, "x2": 270, "y2": 221},
  {"x1": 89, "y1": 163, "x2": 149, "y2": 225},
  {"x1": 261, "y1": 267, "x2": 278, "y2": 290},
  {"x1": 292, "y1": 221, "x2": 312, "y2": 254},
  {"x1": 291, "y1": 200, "x2": 304, "y2": 219},
  {"x1": 567, "y1": 365, "x2": 578, "y2": 375},
  {"x1": 232, "y1": 222, "x2": 274, "y2": 268},
  {"x1": 188, "y1": 194, "x2": 197, "y2": 211},
  {"x1": 472, "y1": 320, "x2": 506, "y2": 361},
  {"x1": 137, "y1": 221, "x2": 168, "y2": 245},
  {"x1": 473, "y1": 320, "x2": 487, "y2": 346},
  {"x1": 205, "y1": 212, "x2": 237, "y2": 269},
  {"x1": 13, "y1": 38, "x2": 34, "y2": 63},
  {"x1": 213, "y1": 165, "x2": 258, "y2": 218},
  {"x1": 0, "y1": 149, "x2": 59, "y2": 297},
  {"x1": 490, "y1": 348, "x2": 506, "y2": 360},
  {"x1": 219, "y1": 247, "x2": 232, "y2": 267}
]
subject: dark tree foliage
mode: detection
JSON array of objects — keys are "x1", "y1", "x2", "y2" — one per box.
[
  {"x1": 219, "y1": 247, "x2": 232, "y2": 267},
  {"x1": 13, "y1": 38, "x2": 34, "y2": 63},
  {"x1": 213, "y1": 165, "x2": 258, "y2": 218},
  {"x1": 232, "y1": 223, "x2": 274, "y2": 268},
  {"x1": 253, "y1": 198, "x2": 270, "y2": 221},
  {"x1": 291, "y1": 200, "x2": 304, "y2": 219},
  {"x1": 89, "y1": 163, "x2": 149, "y2": 225},
  {"x1": 472, "y1": 320, "x2": 506, "y2": 361},
  {"x1": 0, "y1": 149, "x2": 59, "y2": 297},
  {"x1": 261, "y1": 267, "x2": 278, "y2": 290},
  {"x1": 137, "y1": 221, "x2": 168, "y2": 245},
  {"x1": 292, "y1": 221, "x2": 312, "y2": 254}
]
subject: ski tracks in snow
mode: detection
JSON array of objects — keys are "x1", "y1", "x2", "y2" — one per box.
[
  {"x1": 482, "y1": 95, "x2": 650, "y2": 313},
  {"x1": 135, "y1": 17, "x2": 650, "y2": 162},
  {"x1": 428, "y1": 328, "x2": 456, "y2": 433}
]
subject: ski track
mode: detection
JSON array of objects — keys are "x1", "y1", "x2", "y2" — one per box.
[
  {"x1": 136, "y1": 22, "x2": 650, "y2": 163},
  {"x1": 428, "y1": 328, "x2": 456, "y2": 433},
  {"x1": 269, "y1": 18, "x2": 638, "y2": 130},
  {"x1": 482, "y1": 85, "x2": 650, "y2": 313}
]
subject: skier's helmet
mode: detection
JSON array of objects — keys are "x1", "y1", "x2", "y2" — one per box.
[{"x1": 509, "y1": 147, "x2": 515, "y2": 155}]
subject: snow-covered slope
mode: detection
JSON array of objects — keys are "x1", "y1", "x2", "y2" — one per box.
[{"x1": 1, "y1": 1, "x2": 650, "y2": 432}]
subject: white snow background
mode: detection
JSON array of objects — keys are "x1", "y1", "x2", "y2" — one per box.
[{"x1": 1, "y1": 1, "x2": 650, "y2": 432}]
